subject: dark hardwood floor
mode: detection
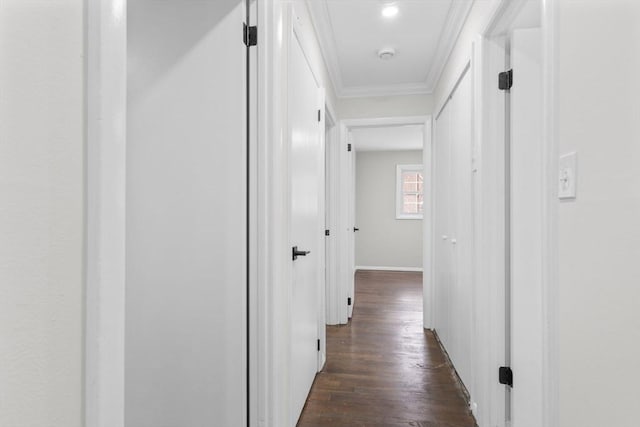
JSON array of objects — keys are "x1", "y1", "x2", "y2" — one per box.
[{"x1": 297, "y1": 270, "x2": 476, "y2": 427}]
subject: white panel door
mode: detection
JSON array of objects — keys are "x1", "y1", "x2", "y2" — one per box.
[
  {"x1": 125, "y1": 1, "x2": 247, "y2": 426},
  {"x1": 510, "y1": 27, "x2": 543, "y2": 427},
  {"x1": 348, "y1": 141, "x2": 356, "y2": 318},
  {"x1": 450, "y1": 70, "x2": 474, "y2": 390},
  {"x1": 289, "y1": 31, "x2": 322, "y2": 425}
]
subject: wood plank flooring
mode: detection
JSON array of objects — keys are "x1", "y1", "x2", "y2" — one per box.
[{"x1": 297, "y1": 270, "x2": 477, "y2": 427}]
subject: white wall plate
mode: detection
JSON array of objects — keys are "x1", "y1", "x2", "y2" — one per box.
[{"x1": 558, "y1": 151, "x2": 578, "y2": 200}]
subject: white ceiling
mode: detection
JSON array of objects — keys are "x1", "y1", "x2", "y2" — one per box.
[
  {"x1": 352, "y1": 125, "x2": 424, "y2": 152},
  {"x1": 307, "y1": 0, "x2": 473, "y2": 98}
]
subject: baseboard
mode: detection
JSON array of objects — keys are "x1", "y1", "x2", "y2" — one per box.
[{"x1": 355, "y1": 266, "x2": 423, "y2": 272}]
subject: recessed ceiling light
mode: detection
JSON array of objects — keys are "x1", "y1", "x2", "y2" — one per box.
[{"x1": 382, "y1": 4, "x2": 399, "y2": 18}]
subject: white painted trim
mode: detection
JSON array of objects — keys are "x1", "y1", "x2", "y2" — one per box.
[
  {"x1": 422, "y1": 117, "x2": 434, "y2": 330},
  {"x1": 257, "y1": 3, "x2": 295, "y2": 424},
  {"x1": 435, "y1": 60, "x2": 472, "y2": 121},
  {"x1": 339, "y1": 115, "x2": 432, "y2": 329},
  {"x1": 324, "y1": 106, "x2": 341, "y2": 326},
  {"x1": 85, "y1": 1, "x2": 127, "y2": 426},
  {"x1": 306, "y1": 0, "x2": 474, "y2": 98},
  {"x1": 316, "y1": 87, "x2": 327, "y2": 373},
  {"x1": 471, "y1": 2, "x2": 556, "y2": 426},
  {"x1": 256, "y1": 2, "x2": 288, "y2": 425},
  {"x1": 335, "y1": 122, "x2": 351, "y2": 324},
  {"x1": 341, "y1": 116, "x2": 431, "y2": 129},
  {"x1": 340, "y1": 82, "x2": 431, "y2": 98},
  {"x1": 482, "y1": 0, "x2": 531, "y2": 37},
  {"x1": 424, "y1": 0, "x2": 475, "y2": 92},
  {"x1": 356, "y1": 266, "x2": 424, "y2": 273},
  {"x1": 540, "y1": 0, "x2": 559, "y2": 425}
]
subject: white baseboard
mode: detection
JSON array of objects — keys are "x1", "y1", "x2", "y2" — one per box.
[{"x1": 355, "y1": 266, "x2": 424, "y2": 272}]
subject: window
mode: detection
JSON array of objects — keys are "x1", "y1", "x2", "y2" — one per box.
[{"x1": 396, "y1": 164, "x2": 424, "y2": 219}]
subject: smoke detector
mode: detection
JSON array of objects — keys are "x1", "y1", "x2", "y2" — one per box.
[{"x1": 378, "y1": 48, "x2": 396, "y2": 61}]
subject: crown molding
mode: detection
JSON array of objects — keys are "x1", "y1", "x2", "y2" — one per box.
[
  {"x1": 424, "y1": 0, "x2": 475, "y2": 92},
  {"x1": 307, "y1": 0, "x2": 474, "y2": 99}
]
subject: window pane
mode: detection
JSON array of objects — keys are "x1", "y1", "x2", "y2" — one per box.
[
  {"x1": 398, "y1": 166, "x2": 424, "y2": 217},
  {"x1": 403, "y1": 172, "x2": 418, "y2": 192},
  {"x1": 403, "y1": 194, "x2": 418, "y2": 213}
]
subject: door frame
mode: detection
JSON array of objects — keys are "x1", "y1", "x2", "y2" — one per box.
[
  {"x1": 85, "y1": 2, "x2": 127, "y2": 425},
  {"x1": 475, "y1": 0, "x2": 559, "y2": 426},
  {"x1": 323, "y1": 101, "x2": 339, "y2": 328},
  {"x1": 85, "y1": 1, "x2": 256, "y2": 426},
  {"x1": 255, "y1": 2, "x2": 327, "y2": 426},
  {"x1": 335, "y1": 116, "x2": 433, "y2": 329}
]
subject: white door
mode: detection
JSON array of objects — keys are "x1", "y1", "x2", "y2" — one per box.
[
  {"x1": 348, "y1": 139, "x2": 356, "y2": 318},
  {"x1": 125, "y1": 1, "x2": 248, "y2": 426},
  {"x1": 510, "y1": 27, "x2": 543, "y2": 427},
  {"x1": 289, "y1": 30, "x2": 322, "y2": 425}
]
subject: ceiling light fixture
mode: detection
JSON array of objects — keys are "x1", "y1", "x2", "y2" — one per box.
[
  {"x1": 381, "y1": 4, "x2": 399, "y2": 18},
  {"x1": 378, "y1": 47, "x2": 396, "y2": 60}
]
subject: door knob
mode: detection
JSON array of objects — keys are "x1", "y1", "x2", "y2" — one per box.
[
  {"x1": 292, "y1": 246, "x2": 311, "y2": 261},
  {"x1": 354, "y1": 227, "x2": 360, "y2": 232}
]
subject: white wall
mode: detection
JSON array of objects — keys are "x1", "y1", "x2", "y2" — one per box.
[
  {"x1": 556, "y1": 2, "x2": 640, "y2": 426},
  {"x1": 0, "y1": 1, "x2": 84, "y2": 426},
  {"x1": 126, "y1": 1, "x2": 247, "y2": 425},
  {"x1": 339, "y1": 94, "x2": 434, "y2": 119},
  {"x1": 355, "y1": 150, "x2": 423, "y2": 269}
]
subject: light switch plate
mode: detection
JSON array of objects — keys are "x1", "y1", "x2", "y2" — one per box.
[{"x1": 558, "y1": 152, "x2": 577, "y2": 200}]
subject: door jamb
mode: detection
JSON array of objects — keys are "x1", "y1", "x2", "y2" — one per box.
[
  {"x1": 85, "y1": 2, "x2": 127, "y2": 426},
  {"x1": 336, "y1": 116, "x2": 433, "y2": 329},
  {"x1": 475, "y1": 1, "x2": 559, "y2": 426}
]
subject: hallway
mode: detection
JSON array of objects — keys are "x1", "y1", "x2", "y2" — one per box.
[{"x1": 298, "y1": 270, "x2": 476, "y2": 427}]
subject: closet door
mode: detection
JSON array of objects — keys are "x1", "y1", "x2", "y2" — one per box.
[
  {"x1": 433, "y1": 67, "x2": 474, "y2": 392},
  {"x1": 434, "y1": 105, "x2": 451, "y2": 345},
  {"x1": 449, "y1": 70, "x2": 474, "y2": 389}
]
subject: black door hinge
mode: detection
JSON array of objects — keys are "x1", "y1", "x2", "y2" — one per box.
[
  {"x1": 243, "y1": 23, "x2": 257, "y2": 47},
  {"x1": 499, "y1": 366, "x2": 513, "y2": 387},
  {"x1": 347, "y1": 143, "x2": 352, "y2": 152},
  {"x1": 317, "y1": 339, "x2": 321, "y2": 352},
  {"x1": 318, "y1": 110, "x2": 321, "y2": 122},
  {"x1": 347, "y1": 297, "x2": 352, "y2": 306},
  {"x1": 325, "y1": 230, "x2": 330, "y2": 236},
  {"x1": 498, "y1": 69, "x2": 513, "y2": 90}
]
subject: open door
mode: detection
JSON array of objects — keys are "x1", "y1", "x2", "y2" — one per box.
[
  {"x1": 125, "y1": 1, "x2": 250, "y2": 425},
  {"x1": 348, "y1": 134, "x2": 356, "y2": 318}
]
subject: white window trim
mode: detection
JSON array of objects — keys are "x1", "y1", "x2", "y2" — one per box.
[{"x1": 396, "y1": 164, "x2": 424, "y2": 220}]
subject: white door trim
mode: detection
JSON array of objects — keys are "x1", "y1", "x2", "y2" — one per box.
[
  {"x1": 86, "y1": 1, "x2": 257, "y2": 426},
  {"x1": 540, "y1": 1, "x2": 559, "y2": 426},
  {"x1": 85, "y1": 2, "x2": 127, "y2": 426},
  {"x1": 336, "y1": 115, "x2": 433, "y2": 329},
  {"x1": 476, "y1": 1, "x2": 559, "y2": 426},
  {"x1": 324, "y1": 99, "x2": 340, "y2": 326},
  {"x1": 255, "y1": 3, "x2": 327, "y2": 425}
]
